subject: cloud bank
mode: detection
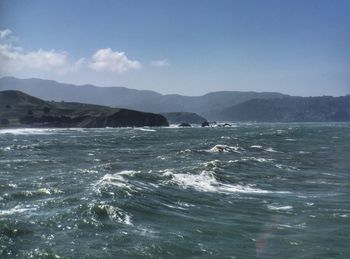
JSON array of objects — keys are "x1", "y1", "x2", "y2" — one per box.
[{"x1": 0, "y1": 29, "x2": 142, "y2": 76}]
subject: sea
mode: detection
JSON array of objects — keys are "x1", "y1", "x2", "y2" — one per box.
[{"x1": 0, "y1": 123, "x2": 349, "y2": 258}]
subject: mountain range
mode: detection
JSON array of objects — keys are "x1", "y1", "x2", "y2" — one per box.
[
  {"x1": 0, "y1": 77, "x2": 286, "y2": 120},
  {"x1": 0, "y1": 77, "x2": 349, "y2": 122}
]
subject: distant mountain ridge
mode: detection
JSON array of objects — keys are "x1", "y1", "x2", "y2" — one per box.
[
  {"x1": 217, "y1": 96, "x2": 350, "y2": 122},
  {"x1": 1, "y1": 77, "x2": 349, "y2": 122},
  {"x1": 0, "y1": 77, "x2": 286, "y2": 119}
]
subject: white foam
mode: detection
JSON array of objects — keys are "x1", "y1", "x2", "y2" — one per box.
[
  {"x1": 254, "y1": 157, "x2": 273, "y2": 163},
  {"x1": 298, "y1": 151, "x2": 310, "y2": 154},
  {"x1": 0, "y1": 128, "x2": 88, "y2": 135},
  {"x1": 163, "y1": 170, "x2": 289, "y2": 194},
  {"x1": 203, "y1": 160, "x2": 222, "y2": 168},
  {"x1": 94, "y1": 170, "x2": 143, "y2": 196},
  {"x1": 251, "y1": 145, "x2": 263, "y2": 149},
  {"x1": 96, "y1": 172, "x2": 135, "y2": 191},
  {"x1": 0, "y1": 128, "x2": 57, "y2": 135},
  {"x1": 136, "y1": 128, "x2": 156, "y2": 132},
  {"x1": 0, "y1": 205, "x2": 38, "y2": 216},
  {"x1": 285, "y1": 138, "x2": 296, "y2": 141},
  {"x1": 267, "y1": 205, "x2": 293, "y2": 211},
  {"x1": 228, "y1": 157, "x2": 274, "y2": 164},
  {"x1": 0, "y1": 146, "x2": 11, "y2": 151},
  {"x1": 264, "y1": 147, "x2": 280, "y2": 153},
  {"x1": 207, "y1": 144, "x2": 242, "y2": 153}
]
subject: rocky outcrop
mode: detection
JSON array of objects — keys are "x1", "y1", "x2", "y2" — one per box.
[
  {"x1": 0, "y1": 90, "x2": 169, "y2": 128},
  {"x1": 179, "y1": 123, "x2": 191, "y2": 127},
  {"x1": 201, "y1": 121, "x2": 210, "y2": 127}
]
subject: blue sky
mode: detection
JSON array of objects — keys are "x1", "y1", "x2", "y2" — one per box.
[{"x1": 0, "y1": 0, "x2": 349, "y2": 96}]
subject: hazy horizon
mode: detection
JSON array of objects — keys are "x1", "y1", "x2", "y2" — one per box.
[{"x1": 1, "y1": 0, "x2": 349, "y2": 96}]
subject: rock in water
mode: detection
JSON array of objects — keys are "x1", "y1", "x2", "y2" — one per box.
[
  {"x1": 179, "y1": 122, "x2": 191, "y2": 127},
  {"x1": 201, "y1": 121, "x2": 210, "y2": 127}
]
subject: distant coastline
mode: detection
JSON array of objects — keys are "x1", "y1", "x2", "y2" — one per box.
[{"x1": 1, "y1": 77, "x2": 349, "y2": 123}]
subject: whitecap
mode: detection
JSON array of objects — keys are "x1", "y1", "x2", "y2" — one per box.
[
  {"x1": 163, "y1": 170, "x2": 289, "y2": 194},
  {"x1": 264, "y1": 147, "x2": 280, "y2": 153},
  {"x1": 228, "y1": 157, "x2": 273, "y2": 164},
  {"x1": 285, "y1": 138, "x2": 296, "y2": 141},
  {"x1": 207, "y1": 144, "x2": 243, "y2": 153},
  {"x1": 0, "y1": 205, "x2": 38, "y2": 216},
  {"x1": 202, "y1": 159, "x2": 222, "y2": 168},
  {"x1": 267, "y1": 205, "x2": 293, "y2": 211},
  {"x1": 251, "y1": 145, "x2": 263, "y2": 149},
  {"x1": 298, "y1": 151, "x2": 310, "y2": 154},
  {"x1": 12, "y1": 188, "x2": 63, "y2": 198},
  {"x1": 0, "y1": 146, "x2": 11, "y2": 151},
  {"x1": 93, "y1": 170, "x2": 143, "y2": 196},
  {"x1": 253, "y1": 157, "x2": 273, "y2": 163},
  {"x1": 95, "y1": 172, "x2": 134, "y2": 191},
  {"x1": 135, "y1": 128, "x2": 156, "y2": 132},
  {"x1": 0, "y1": 128, "x2": 56, "y2": 135}
]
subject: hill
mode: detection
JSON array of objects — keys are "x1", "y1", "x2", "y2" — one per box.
[
  {"x1": 217, "y1": 96, "x2": 350, "y2": 122},
  {"x1": 0, "y1": 77, "x2": 286, "y2": 119},
  {"x1": 0, "y1": 90, "x2": 168, "y2": 128}
]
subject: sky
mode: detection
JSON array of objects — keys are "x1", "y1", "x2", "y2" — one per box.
[{"x1": 0, "y1": 0, "x2": 349, "y2": 96}]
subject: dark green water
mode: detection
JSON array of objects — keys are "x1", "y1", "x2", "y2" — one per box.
[{"x1": 0, "y1": 123, "x2": 349, "y2": 258}]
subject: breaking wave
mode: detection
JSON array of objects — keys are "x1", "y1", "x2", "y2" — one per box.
[{"x1": 162, "y1": 170, "x2": 289, "y2": 194}]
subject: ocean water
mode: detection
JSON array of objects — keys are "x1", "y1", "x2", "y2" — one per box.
[{"x1": 0, "y1": 123, "x2": 349, "y2": 258}]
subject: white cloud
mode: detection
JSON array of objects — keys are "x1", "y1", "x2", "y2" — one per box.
[
  {"x1": 150, "y1": 59, "x2": 170, "y2": 67},
  {"x1": 0, "y1": 29, "x2": 142, "y2": 77},
  {"x1": 0, "y1": 43, "x2": 75, "y2": 74},
  {"x1": 0, "y1": 29, "x2": 12, "y2": 39},
  {"x1": 89, "y1": 48, "x2": 141, "y2": 73}
]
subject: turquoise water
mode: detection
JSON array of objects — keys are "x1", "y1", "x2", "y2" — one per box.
[{"x1": 0, "y1": 123, "x2": 349, "y2": 258}]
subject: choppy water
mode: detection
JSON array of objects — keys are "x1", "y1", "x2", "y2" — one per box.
[{"x1": 0, "y1": 123, "x2": 349, "y2": 258}]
